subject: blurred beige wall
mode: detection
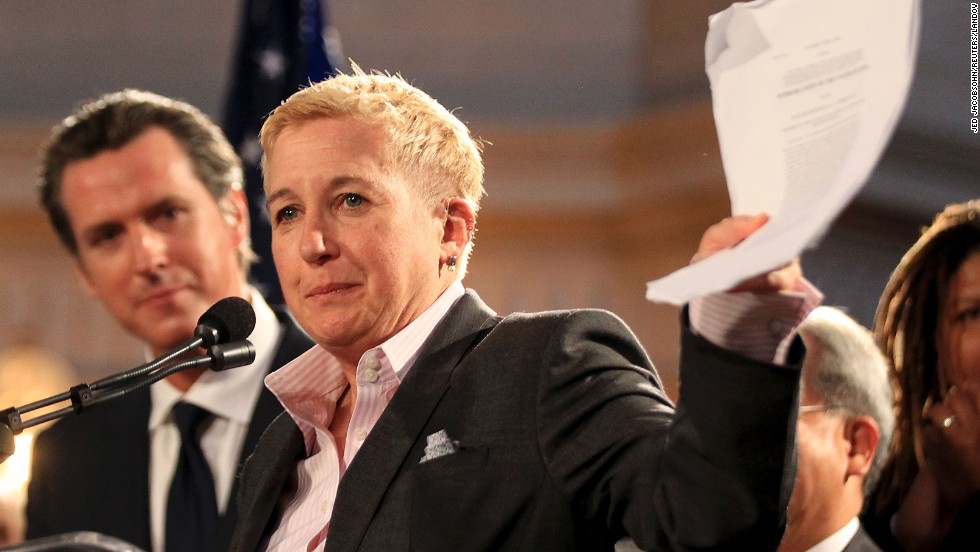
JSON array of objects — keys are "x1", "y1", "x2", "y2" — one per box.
[{"x1": 0, "y1": 1, "x2": 976, "y2": 402}]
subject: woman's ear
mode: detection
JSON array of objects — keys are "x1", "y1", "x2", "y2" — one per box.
[{"x1": 440, "y1": 196, "x2": 476, "y2": 260}]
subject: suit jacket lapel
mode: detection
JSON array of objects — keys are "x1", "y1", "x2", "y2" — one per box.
[
  {"x1": 111, "y1": 389, "x2": 154, "y2": 549},
  {"x1": 232, "y1": 412, "x2": 306, "y2": 552},
  {"x1": 325, "y1": 290, "x2": 498, "y2": 552},
  {"x1": 843, "y1": 524, "x2": 883, "y2": 552},
  {"x1": 221, "y1": 308, "x2": 312, "y2": 549},
  {"x1": 237, "y1": 309, "x2": 313, "y2": 463}
]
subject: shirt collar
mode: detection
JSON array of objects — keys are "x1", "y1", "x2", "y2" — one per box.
[
  {"x1": 378, "y1": 280, "x2": 464, "y2": 381},
  {"x1": 264, "y1": 346, "x2": 347, "y2": 453},
  {"x1": 149, "y1": 289, "x2": 283, "y2": 429},
  {"x1": 267, "y1": 280, "x2": 465, "y2": 389},
  {"x1": 265, "y1": 281, "x2": 465, "y2": 449},
  {"x1": 806, "y1": 517, "x2": 859, "y2": 552}
]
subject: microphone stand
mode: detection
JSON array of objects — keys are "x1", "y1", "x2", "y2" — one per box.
[
  {"x1": 0, "y1": 340, "x2": 255, "y2": 464},
  {"x1": 86, "y1": 324, "x2": 221, "y2": 392}
]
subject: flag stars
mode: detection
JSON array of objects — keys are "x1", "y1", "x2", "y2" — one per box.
[
  {"x1": 256, "y1": 48, "x2": 286, "y2": 80},
  {"x1": 240, "y1": 136, "x2": 263, "y2": 166}
]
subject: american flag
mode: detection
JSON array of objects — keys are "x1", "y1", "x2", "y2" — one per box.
[{"x1": 222, "y1": 0, "x2": 340, "y2": 305}]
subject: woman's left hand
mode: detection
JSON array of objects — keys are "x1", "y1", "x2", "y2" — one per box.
[{"x1": 922, "y1": 380, "x2": 980, "y2": 509}]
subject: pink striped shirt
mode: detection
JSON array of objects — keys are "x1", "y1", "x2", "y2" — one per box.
[
  {"x1": 690, "y1": 277, "x2": 823, "y2": 363},
  {"x1": 262, "y1": 281, "x2": 465, "y2": 552}
]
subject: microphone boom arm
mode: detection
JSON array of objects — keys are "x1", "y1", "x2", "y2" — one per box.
[
  {"x1": 0, "y1": 296, "x2": 256, "y2": 462},
  {"x1": 0, "y1": 340, "x2": 255, "y2": 457}
]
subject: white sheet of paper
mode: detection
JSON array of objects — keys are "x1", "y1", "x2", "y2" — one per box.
[{"x1": 645, "y1": 0, "x2": 920, "y2": 305}]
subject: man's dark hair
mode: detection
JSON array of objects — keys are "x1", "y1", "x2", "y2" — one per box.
[{"x1": 39, "y1": 89, "x2": 245, "y2": 256}]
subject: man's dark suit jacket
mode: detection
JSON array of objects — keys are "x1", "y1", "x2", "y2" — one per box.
[
  {"x1": 844, "y1": 525, "x2": 883, "y2": 552},
  {"x1": 25, "y1": 307, "x2": 313, "y2": 552},
  {"x1": 230, "y1": 291, "x2": 804, "y2": 552}
]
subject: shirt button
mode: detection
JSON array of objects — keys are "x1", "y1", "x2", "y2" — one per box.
[
  {"x1": 365, "y1": 355, "x2": 380, "y2": 370},
  {"x1": 365, "y1": 369, "x2": 379, "y2": 383},
  {"x1": 354, "y1": 427, "x2": 367, "y2": 441},
  {"x1": 768, "y1": 319, "x2": 785, "y2": 335}
]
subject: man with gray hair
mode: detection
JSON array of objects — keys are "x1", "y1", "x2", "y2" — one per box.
[{"x1": 778, "y1": 306, "x2": 895, "y2": 552}]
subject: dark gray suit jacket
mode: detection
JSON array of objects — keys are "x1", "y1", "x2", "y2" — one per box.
[
  {"x1": 231, "y1": 291, "x2": 803, "y2": 551},
  {"x1": 844, "y1": 525, "x2": 883, "y2": 552},
  {"x1": 25, "y1": 307, "x2": 313, "y2": 552}
]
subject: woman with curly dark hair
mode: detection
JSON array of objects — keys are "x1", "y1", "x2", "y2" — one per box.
[{"x1": 866, "y1": 200, "x2": 980, "y2": 551}]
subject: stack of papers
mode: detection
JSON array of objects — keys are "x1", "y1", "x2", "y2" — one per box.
[{"x1": 646, "y1": 0, "x2": 921, "y2": 305}]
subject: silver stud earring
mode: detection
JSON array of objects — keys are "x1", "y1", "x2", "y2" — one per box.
[{"x1": 447, "y1": 255, "x2": 458, "y2": 272}]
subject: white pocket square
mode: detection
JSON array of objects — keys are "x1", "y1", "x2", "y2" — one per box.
[{"x1": 420, "y1": 429, "x2": 461, "y2": 463}]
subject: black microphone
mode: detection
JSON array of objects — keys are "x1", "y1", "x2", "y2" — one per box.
[
  {"x1": 194, "y1": 296, "x2": 257, "y2": 347},
  {"x1": 0, "y1": 298, "x2": 257, "y2": 448},
  {"x1": 84, "y1": 341, "x2": 257, "y2": 409},
  {"x1": 90, "y1": 297, "x2": 256, "y2": 391},
  {"x1": 0, "y1": 339, "x2": 258, "y2": 461},
  {"x1": 208, "y1": 340, "x2": 257, "y2": 371}
]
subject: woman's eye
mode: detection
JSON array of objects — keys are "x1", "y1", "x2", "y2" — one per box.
[
  {"x1": 342, "y1": 194, "x2": 364, "y2": 209},
  {"x1": 957, "y1": 306, "x2": 980, "y2": 322}
]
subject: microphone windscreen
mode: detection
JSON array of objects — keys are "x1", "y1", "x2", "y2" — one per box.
[{"x1": 197, "y1": 297, "x2": 257, "y2": 344}]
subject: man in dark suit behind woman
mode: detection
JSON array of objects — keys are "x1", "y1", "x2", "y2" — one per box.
[
  {"x1": 230, "y1": 65, "x2": 824, "y2": 551},
  {"x1": 777, "y1": 306, "x2": 895, "y2": 552},
  {"x1": 24, "y1": 90, "x2": 312, "y2": 552}
]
